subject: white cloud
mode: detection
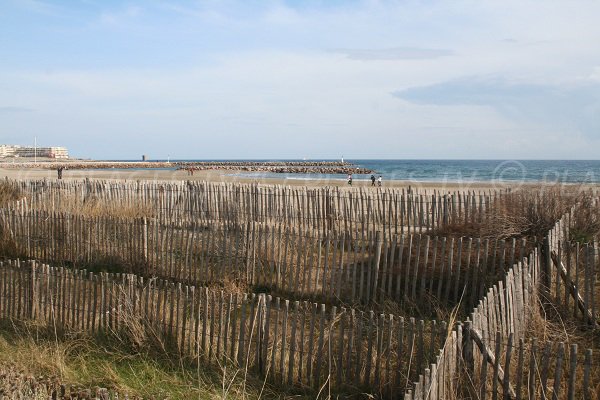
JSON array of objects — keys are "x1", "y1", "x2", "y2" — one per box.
[
  {"x1": 332, "y1": 47, "x2": 454, "y2": 61},
  {"x1": 99, "y1": 6, "x2": 139, "y2": 24},
  {"x1": 2, "y1": 0, "x2": 600, "y2": 158}
]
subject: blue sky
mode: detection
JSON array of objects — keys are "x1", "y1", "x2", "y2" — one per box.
[{"x1": 1, "y1": 0, "x2": 600, "y2": 159}]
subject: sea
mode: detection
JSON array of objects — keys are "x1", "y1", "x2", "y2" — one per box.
[{"x1": 119, "y1": 159, "x2": 600, "y2": 184}]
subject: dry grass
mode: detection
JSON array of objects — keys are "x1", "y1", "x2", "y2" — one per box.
[
  {"x1": 3, "y1": 180, "x2": 598, "y2": 398},
  {"x1": 0, "y1": 229, "x2": 22, "y2": 259},
  {"x1": 36, "y1": 194, "x2": 156, "y2": 219},
  {"x1": 451, "y1": 291, "x2": 600, "y2": 400},
  {"x1": 520, "y1": 296, "x2": 599, "y2": 399},
  {"x1": 0, "y1": 180, "x2": 23, "y2": 208},
  {"x1": 0, "y1": 319, "x2": 292, "y2": 400},
  {"x1": 527, "y1": 297, "x2": 599, "y2": 351},
  {"x1": 433, "y1": 186, "x2": 580, "y2": 241},
  {"x1": 569, "y1": 193, "x2": 600, "y2": 243}
]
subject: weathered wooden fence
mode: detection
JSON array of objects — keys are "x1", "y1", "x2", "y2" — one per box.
[
  {"x1": 3, "y1": 180, "x2": 597, "y2": 398},
  {"x1": 0, "y1": 259, "x2": 445, "y2": 397},
  {"x1": 408, "y1": 329, "x2": 599, "y2": 400},
  {"x1": 461, "y1": 332, "x2": 597, "y2": 400},
  {"x1": 0, "y1": 208, "x2": 532, "y2": 311},
  {"x1": 407, "y1": 247, "x2": 541, "y2": 399},
  {"x1": 546, "y1": 208, "x2": 600, "y2": 330},
  {"x1": 407, "y1": 204, "x2": 600, "y2": 399},
  {"x1": 8, "y1": 179, "x2": 505, "y2": 234},
  {"x1": 406, "y1": 202, "x2": 548, "y2": 398}
]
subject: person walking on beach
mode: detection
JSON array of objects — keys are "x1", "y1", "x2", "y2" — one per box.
[
  {"x1": 57, "y1": 166, "x2": 64, "y2": 180},
  {"x1": 371, "y1": 175, "x2": 376, "y2": 186},
  {"x1": 347, "y1": 173, "x2": 353, "y2": 186},
  {"x1": 377, "y1": 176, "x2": 382, "y2": 187}
]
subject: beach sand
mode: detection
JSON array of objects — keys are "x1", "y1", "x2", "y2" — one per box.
[{"x1": 1, "y1": 166, "x2": 595, "y2": 192}]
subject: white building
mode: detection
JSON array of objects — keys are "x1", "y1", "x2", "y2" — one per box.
[
  {"x1": 0, "y1": 145, "x2": 13, "y2": 158},
  {"x1": 0, "y1": 145, "x2": 69, "y2": 159}
]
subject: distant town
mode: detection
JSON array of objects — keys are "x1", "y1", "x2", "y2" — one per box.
[{"x1": 0, "y1": 144, "x2": 69, "y2": 159}]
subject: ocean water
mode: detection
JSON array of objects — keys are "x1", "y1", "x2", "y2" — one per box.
[
  {"x1": 119, "y1": 159, "x2": 600, "y2": 183},
  {"x1": 227, "y1": 160, "x2": 600, "y2": 183},
  {"x1": 347, "y1": 160, "x2": 600, "y2": 183}
]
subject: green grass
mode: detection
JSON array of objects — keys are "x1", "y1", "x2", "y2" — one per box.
[{"x1": 0, "y1": 320, "x2": 298, "y2": 400}]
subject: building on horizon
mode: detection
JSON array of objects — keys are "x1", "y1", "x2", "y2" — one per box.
[
  {"x1": 0, "y1": 144, "x2": 69, "y2": 159},
  {"x1": 0, "y1": 145, "x2": 12, "y2": 158}
]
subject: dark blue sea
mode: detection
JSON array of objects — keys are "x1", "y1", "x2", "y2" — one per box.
[
  {"x1": 341, "y1": 160, "x2": 600, "y2": 183},
  {"x1": 115, "y1": 159, "x2": 600, "y2": 183}
]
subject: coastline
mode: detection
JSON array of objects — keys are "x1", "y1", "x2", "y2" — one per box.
[
  {"x1": 2, "y1": 166, "x2": 598, "y2": 192},
  {"x1": 0, "y1": 159, "x2": 373, "y2": 174}
]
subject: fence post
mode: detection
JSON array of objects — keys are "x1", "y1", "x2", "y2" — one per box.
[
  {"x1": 541, "y1": 236, "x2": 551, "y2": 296},
  {"x1": 29, "y1": 260, "x2": 37, "y2": 319},
  {"x1": 245, "y1": 221, "x2": 253, "y2": 285},
  {"x1": 371, "y1": 231, "x2": 383, "y2": 304},
  {"x1": 258, "y1": 293, "x2": 267, "y2": 375},
  {"x1": 443, "y1": 195, "x2": 449, "y2": 226},
  {"x1": 462, "y1": 320, "x2": 474, "y2": 376},
  {"x1": 142, "y1": 217, "x2": 148, "y2": 262}
]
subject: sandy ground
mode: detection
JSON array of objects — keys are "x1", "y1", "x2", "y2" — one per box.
[{"x1": 1, "y1": 166, "x2": 597, "y2": 192}]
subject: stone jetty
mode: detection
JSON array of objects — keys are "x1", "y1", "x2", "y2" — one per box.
[{"x1": 0, "y1": 160, "x2": 374, "y2": 174}]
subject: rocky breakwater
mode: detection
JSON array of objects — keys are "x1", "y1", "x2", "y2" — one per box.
[
  {"x1": 0, "y1": 161, "x2": 374, "y2": 174},
  {"x1": 178, "y1": 163, "x2": 374, "y2": 174}
]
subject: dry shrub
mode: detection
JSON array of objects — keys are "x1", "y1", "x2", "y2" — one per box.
[
  {"x1": 0, "y1": 319, "x2": 281, "y2": 399},
  {"x1": 525, "y1": 295, "x2": 600, "y2": 399},
  {"x1": 518, "y1": 186, "x2": 577, "y2": 238},
  {"x1": 34, "y1": 194, "x2": 156, "y2": 219},
  {"x1": 435, "y1": 186, "x2": 579, "y2": 241},
  {"x1": 107, "y1": 285, "x2": 176, "y2": 355},
  {"x1": 528, "y1": 300, "x2": 598, "y2": 349},
  {"x1": 432, "y1": 221, "x2": 481, "y2": 238},
  {"x1": 109, "y1": 278, "x2": 247, "y2": 354},
  {"x1": 377, "y1": 291, "x2": 456, "y2": 321},
  {"x1": 569, "y1": 193, "x2": 600, "y2": 243},
  {"x1": 478, "y1": 212, "x2": 531, "y2": 240},
  {"x1": 485, "y1": 186, "x2": 576, "y2": 240},
  {"x1": 0, "y1": 229, "x2": 23, "y2": 259},
  {"x1": 74, "y1": 196, "x2": 154, "y2": 219},
  {"x1": 0, "y1": 180, "x2": 23, "y2": 207}
]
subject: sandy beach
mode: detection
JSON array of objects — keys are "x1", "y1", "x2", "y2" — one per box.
[{"x1": 2, "y1": 166, "x2": 596, "y2": 192}]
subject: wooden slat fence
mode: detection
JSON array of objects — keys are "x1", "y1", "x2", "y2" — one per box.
[
  {"x1": 8, "y1": 179, "x2": 505, "y2": 234},
  {"x1": 4, "y1": 180, "x2": 596, "y2": 398},
  {"x1": 407, "y1": 247, "x2": 541, "y2": 399},
  {"x1": 406, "y1": 203, "x2": 600, "y2": 399},
  {"x1": 405, "y1": 325, "x2": 461, "y2": 400},
  {"x1": 0, "y1": 259, "x2": 446, "y2": 397},
  {"x1": 545, "y1": 203, "x2": 600, "y2": 330},
  {"x1": 408, "y1": 328, "x2": 599, "y2": 400},
  {"x1": 462, "y1": 332, "x2": 597, "y2": 400},
  {"x1": 0, "y1": 208, "x2": 532, "y2": 311},
  {"x1": 407, "y1": 206, "x2": 549, "y2": 398}
]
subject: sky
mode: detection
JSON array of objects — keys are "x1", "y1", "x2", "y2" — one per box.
[{"x1": 1, "y1": 0, "x2": 600, "y2": 160}]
